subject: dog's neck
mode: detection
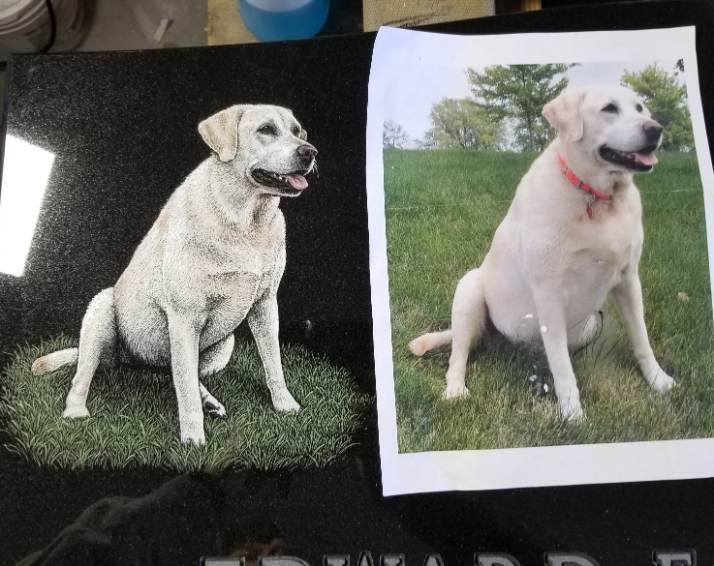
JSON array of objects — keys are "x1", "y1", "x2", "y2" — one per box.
[
  {"x1": 555, "y1": 142, "x2": 633, "y2": 195},
  {"x1": 207, "y1": 158, "x2": 281, "y2": 229}
]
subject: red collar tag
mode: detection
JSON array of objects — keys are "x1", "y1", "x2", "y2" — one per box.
[{"x1": 557, "y1": 152, "x2": 611, "y2": 218}]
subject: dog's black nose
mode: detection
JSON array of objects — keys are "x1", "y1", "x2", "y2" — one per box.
[
  {"x1": 297, "y1": 145, "x2": 317, "y2": 163},
  {"x1": 643, "y1": 120, "x2": 663, "y2": 140}
]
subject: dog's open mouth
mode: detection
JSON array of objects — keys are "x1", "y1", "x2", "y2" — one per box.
[
  {"x1": 600, "y1": 145, "x2": 659, "y2": 171},
  {"x1": 252, "y1": 169, "x2": 309, "y2": 195}
]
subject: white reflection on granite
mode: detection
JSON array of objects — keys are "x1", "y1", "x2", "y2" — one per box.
[{"x1": 0, "y1": 135, "x2": 55, "y2": 276}]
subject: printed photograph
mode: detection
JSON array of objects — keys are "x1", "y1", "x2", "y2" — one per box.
[{"x1": 382, "y1": 58, "x2": 711, "y2": 454}]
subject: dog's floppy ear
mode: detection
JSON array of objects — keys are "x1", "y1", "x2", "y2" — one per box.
[
  {"x1": 299, "y1": 129, "x2": 308, "y2": 141},
  {"x1": 198, "y1": 105, "x2": 249, "y2": 162},
  {"x1": 543, "y1": 90, "x2": 585, "y2": 143}
]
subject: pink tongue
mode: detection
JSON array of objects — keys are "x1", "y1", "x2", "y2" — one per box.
[
  {"x1": 634, "y1": 152, "x2": 658, "y2": 166},
  {"x1": 285, "y1": 174, "x2": 308, "y2": 190}
]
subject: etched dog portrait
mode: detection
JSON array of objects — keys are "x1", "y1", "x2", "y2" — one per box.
[{"x1": 32, "y1": 104, "x2": 317, "y2": 445}]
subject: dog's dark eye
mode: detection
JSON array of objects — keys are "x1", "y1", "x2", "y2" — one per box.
[
  {"x1": 258, "y1": 124, "x2": 277, "y2": 136},
  {"x1": 291, "y1": 126, "x2": 300, "y2": 136},
  {"x1": 636, "y1": 103, "x2": 643, "y2": 113},
  {"x1": 602, "y1": 103, "x2": 619, "y2": 114}
]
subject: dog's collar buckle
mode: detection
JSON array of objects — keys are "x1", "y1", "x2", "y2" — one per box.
[
  {"x1": 558, "y1": 152, "x2": 611, "y2": 219},
  {"x1": 581, "y1": 192, "x2": 596, "y2": 205}
]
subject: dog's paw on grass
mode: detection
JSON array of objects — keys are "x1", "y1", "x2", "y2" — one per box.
[{"x1": 0, "y1": 336, "x2": 369, "y2": 471}]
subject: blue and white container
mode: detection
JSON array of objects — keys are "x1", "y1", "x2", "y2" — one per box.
[{"x1": 238, "y1": 0, "x2": 329, "y2": 42}]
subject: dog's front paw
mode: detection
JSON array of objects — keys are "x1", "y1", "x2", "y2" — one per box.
[
  {"x1": 442, "y1": 383, "x2": 470, "y2": 400},
  {"x1": 181, "y1": 430, "x2": 206, "y2": 446},
  {"x1": 648, "y1": 367, "x2": 676, "y2": 392},
  {"x1": 560, "y1": 401, "x2": 586, "y2": 423},
  {"x1": 180, "y1": 416, "x2": 206, "y2": 445},
  {"x1": 273, "y1": 392, "x2": 301, "y2": 413},
  {"x1": 63, "y1": 405, "x2": 90, "y2": 419}
]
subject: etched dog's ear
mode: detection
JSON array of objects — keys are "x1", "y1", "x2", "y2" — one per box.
[
  {"x1": 198, "y1": 105, "x2": 249, "y2": 162},
  {"x1": 299, "y1": 129, "x2": 308, "y2": 141},
  {"x1": 543, "y1": 90, "x2": 585, "y2": 143}
]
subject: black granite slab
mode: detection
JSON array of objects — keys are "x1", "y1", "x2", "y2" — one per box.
[{"x1": 0, "y1": 2, "x2": 713, "y2": 566}]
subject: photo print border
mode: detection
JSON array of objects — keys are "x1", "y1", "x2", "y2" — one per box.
[{"x1": 366, "y1": 26, "x2": 714, "y2": 495}]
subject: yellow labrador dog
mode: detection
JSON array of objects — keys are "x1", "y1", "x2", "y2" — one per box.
[
  {"x1": 410, "y1": 86, "x2": 674, "y2": 421},
  {"x1": 32, "y1": 104, "x2": 317, "y2": 444}
]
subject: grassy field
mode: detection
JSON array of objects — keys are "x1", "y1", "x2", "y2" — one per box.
[
  {"x1": 385, "y1": 148, "x2": 714, "y2": 453},
  {"x1": 0, "y1": 336, "x2": 369, "y2": 470}
]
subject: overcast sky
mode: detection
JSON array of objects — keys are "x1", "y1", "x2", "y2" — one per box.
[{"x1": 383, "y1": 60, "x2": 684, "y2": 145}]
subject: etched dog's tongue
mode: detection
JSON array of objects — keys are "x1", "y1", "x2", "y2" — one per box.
[
  {"x1": 285, "y1": 174, "x2": 308, "y2": 190},
  {"x1": 634, "y1": 152, "x2": 658, "y2": 166}
]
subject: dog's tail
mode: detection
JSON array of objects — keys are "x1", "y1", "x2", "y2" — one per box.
[
  {"x1": 409, "y1": 330, "x2": 452, "y2": 357},
  {"x1": 32, "y1": 348, "x2": 79, "y2": 376}
]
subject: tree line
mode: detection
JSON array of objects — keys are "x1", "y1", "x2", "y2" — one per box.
[{"x1": 383, "y1": 62, "x2": 694, "y2": 152}]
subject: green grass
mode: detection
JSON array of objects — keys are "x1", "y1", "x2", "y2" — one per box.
[
  {"x1": 0, "y1": 336, "x2": 369, "y2": 470},
  {"x1": 385, "y1": 148, "x2": 714, "y2": 452}
]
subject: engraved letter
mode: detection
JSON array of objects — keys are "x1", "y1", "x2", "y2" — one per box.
[
  {"x1": 545, "y1": 552, "x2": 600, "y2": 566},
  {"x1": 203, "y1": 559, "x2": 245, "y2": 566},
  {"x1": 359, "y1": 553, "x2": 375, "y2": 566},
  {"x1": 261, "y1": 558, "x2": 311, "y2": 566},
  {"x1": 381, "y1": 555, "x2": 404, "y2": 566},
  {"x1": 476, "y1": 553, "x2": 522, "y2": 566},
  {"x1": 653, "y1": 550, "x2": 696, "y2": 566}
]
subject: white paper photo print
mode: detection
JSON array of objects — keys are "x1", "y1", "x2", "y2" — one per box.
[{"x1": 366, "y1": 26, "x2": 714, "y2": 495}]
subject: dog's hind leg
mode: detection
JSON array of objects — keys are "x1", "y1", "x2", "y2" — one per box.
[
  {"x1": 63, "y1": 288, "x2": 117, "y2": 419},
  {"x1": 569, "y1": 312, "x2": 601, "y2": 351},
  {"x1": 198, "y1": 334, "x2": 234, "y2": 419},
  {"x1": 443, "y1": 269, "x2": 488, "y2": 399},
  {"x1": 199, "y1": 383, "x2": 227, "y2": 419},
  {"x1": 199, "y1": 334, "x2": 234, "y2": 375}
]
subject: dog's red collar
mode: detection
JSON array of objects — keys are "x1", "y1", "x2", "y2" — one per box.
[{"x1": 558, "y1": 152, "x2": 611, "y2": 219}]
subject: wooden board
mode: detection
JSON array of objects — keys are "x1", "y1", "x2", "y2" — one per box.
[
  {"x1": 207, "y1": 0, "x2": 258, "y2": 45},
  {"x1": 363, "y1": 0, "x2": 495, "y2": 32},
  {"x1": 522, "y1": 0, "x2": 542, "y2": 10},
  {"x1": 206, "y1": 0, "x2": 508, "y2": 45}
]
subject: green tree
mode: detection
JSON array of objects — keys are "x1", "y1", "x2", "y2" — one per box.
[
  {"x1": 383, "y1": 120, "x2": 410, "y2": 149},
  {"x1": 423, "y1": 98, "x2": 503, "y2": 150},
  {"x1": 467, "y1": 64, "x2": 573, "y2": 152},
  {"x1": 621, "y1": 64, "x2": 694, "y2": 151}
]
